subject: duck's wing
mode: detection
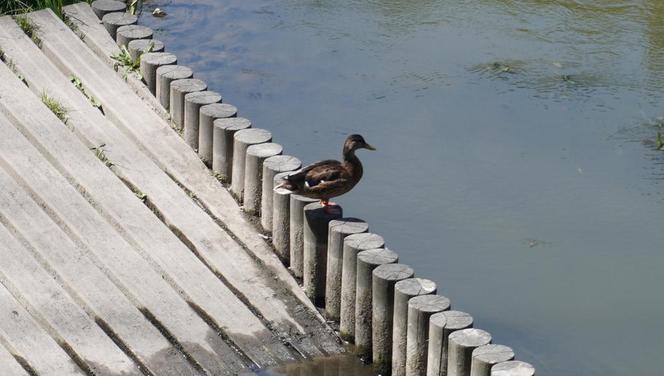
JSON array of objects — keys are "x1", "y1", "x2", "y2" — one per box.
[
  {"x1": 287, "y1": 160, "x2": 339, "y2": 182},
  {"x1": 301, "y1": 161, "x2": 352, "y2": 194}
]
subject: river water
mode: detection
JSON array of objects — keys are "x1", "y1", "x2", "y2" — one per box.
[{"x1": 140, "y1": 1, "x2": 664, "y2": 375}]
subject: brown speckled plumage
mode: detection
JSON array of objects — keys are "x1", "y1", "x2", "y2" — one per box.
[{"x1": 279, "y1": 134, "x2": 375, "y2": 203}]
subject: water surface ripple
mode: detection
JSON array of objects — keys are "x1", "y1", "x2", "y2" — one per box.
[{"x1": 140, "y1": 1, "x2": 664, "y2": 375}]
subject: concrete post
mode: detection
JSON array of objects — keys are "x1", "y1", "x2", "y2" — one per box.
[
  {"x1": 128, "y1": 39, "x2": 165, "y2": 62},
  {"x1": 303, "y1": 202, "x2": 342, "y2": 306},
  {"x1": 101, "y1": 12, "x2": 137, "y2": 40},
  {"x1": 91, "y1": 0, "x2": 126, "y2": 19},
  {"x1": 212, "y1": 117, "x2": 251, "y2": 182},
  {"x1": 447, "y1": 329, "x2": 492, "y2": 376},
  {"x1": 169, "y1": 78, "x2": 207, "y2": 129},
  {"x1": 324, "y1": 218, "x2": 369, "y2": 321},
  {"x1": 470, "y1": 345, "x2": 514, "y2": 376},
  {"x1": 116, "y1": 25, "x2": 152, "y2": 47},
  {"x1": 198, "y1": 103, "x2": 237, "y2": 166},
  {"x1": 289, "y1": 194, "x2": 317, "y2": 278},
  {"x1": 272, "y1": 172, "x2": 294, "y2": 263},
  {"x1": 230, "y1": 128, "x2": 272, "y2": 202},
  {"x1": 393, "y1": 278, "x2": 438, "y2": 376},
  {"x1": 140, "y1": 52, "x2": 177, "y2": 95},
  {"x1": 339, "y1": 233, "x2": 385, "y2": 341},
  {"x1": 261, "y1": 156, "x2": 301, "y2": 232},
  {"x1": 406, "y1": 295, "x2": 451, "y2": 376},
  {"x1": 244, "y1": 143, "x2": 283, "y2": 215},
  {"x1": 355, "y1": 248, "x2": 399, "y2": 358},
  {"x1": 184, "y1": 91, "x2": 222, "y2": 150},
  {"x1": 156, "y1": 65, "x2": 192, "y2": 110},
  {"x1": 372, "y1": 263, "x2": 414, "y2": 374},
  {"x1": 490, "y1": 361, "x2": 534, "y2": 376},
  {"x1": 428, "y1": 311, "x2": 474, "y2": 376}
]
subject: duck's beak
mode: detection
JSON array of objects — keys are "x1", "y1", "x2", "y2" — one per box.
[{"x1": 364, "y1": 143, "x2": 376, "y2": 151}]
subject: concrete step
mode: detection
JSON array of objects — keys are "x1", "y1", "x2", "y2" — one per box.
[
  {"x1": 0, "y1": 63, "x2": 245, "y2": 375},
  {"x1": 0, "y1": 344, "x2": 29, "y2": 376},
  {"x1": 63, "y1": 2, "x2": 171, "y2": 120},
  {"x1": 0, "y1": 283, "x2": 81, "y2": 376},
  {"x1": 0, "y1": 133, "x2": 199, "y2": 375},
  {"x1": 0, "y1": 182, "x2": 141, "y2": 376},
  {"x1": 29, "y1": 8, "x2": 340, "y2": 355},
  {"x1": 63, "y1": 1, "x2": 330, "y2": 324},
  {"x1": 0, "y1": 15, "x2": 296, "y2": 368}
]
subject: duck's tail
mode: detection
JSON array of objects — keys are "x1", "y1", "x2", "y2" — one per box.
[{"x1": 275, "y1": 177, "x2": 297, "y2": 191}]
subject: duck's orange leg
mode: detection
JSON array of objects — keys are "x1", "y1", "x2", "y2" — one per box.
[{"x1": 320, "y1": 199, "x2": 338, "y2": 213}]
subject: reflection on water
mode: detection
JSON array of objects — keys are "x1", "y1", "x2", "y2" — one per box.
[{"x1": 139, "y1": 1, "x2": 664, "y2": 375}]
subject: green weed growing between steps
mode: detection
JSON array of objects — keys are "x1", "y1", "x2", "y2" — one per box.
[
  {"x1": 111, "y1": 41, "x2": 155, "y2": 80},
  {"x1": 70, "y1": 74, "x2": 103, "y2": 113},
  {"x1": 1, "y1": 0, "x2": 94, "y2": 18},
  {"x1": 40, "y1": 91, "x2": 68, "y2": 124},
  {"x1": 15, "y1": 15, "x2": 42, "y2": 47},
  {"x1": 90, "y1": 144, "x2": 114, "y2": 168},
  {"x1": 0, "y1": 48, "x2": 28, "y2": 85}
]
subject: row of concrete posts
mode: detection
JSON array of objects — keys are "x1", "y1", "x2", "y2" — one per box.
[{"x1": 90, "y1": 1, "x2": 536, "y2": 375}]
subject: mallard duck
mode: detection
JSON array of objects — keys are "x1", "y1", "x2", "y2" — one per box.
[{"x1": 278, "y1": 134, "x2": 375, "y2": 208}]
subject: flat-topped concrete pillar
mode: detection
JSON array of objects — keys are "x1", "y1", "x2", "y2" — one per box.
[
  {"x1": 324, "y1": 218, "x2": 369, "y2": 321},
  {"x1": 128, "y1": 39, "x2": 165, "y2": 61},
  {"x1": 244, "y1": 143, "x2": 283, "y2": 215},
  {"x1": 184, "y1": 90, "x2": 222, "y2": 150},
  {"x1": 339, "y1": 232, "x2": 385, "y2": 341},
  {"x1": 303, "y1": 202, "x2": 343, "y2": 306},
  {"x1": 406, "y1": 295, "x2": 451, "y2": 376},
  {"x1": 198, "y1": 103, "x2": 237, "y2": 166},
  {"x1": 447, "y1": 329, "x2": 492, "y2": 376},
  {"x1": 372, "y1": 263, "x2": 414, "y2": 373},
  {"x1": 261, "y1": 155, "x2": 301, "y2": 232},
  {"x1": 490, "y1": 361, "x2": 534, "y2": 376},
  {"x1": 230, "y1": 128, "x2": 272, "y2": 202},
  {"x1": 155, "y1": 65, "x2": 192, "y2": 111},
  {"x1": 116, "y1": 25, "x2": 152, "y2": 47},
  {"x1": 272, "y1": 172, "x2": 295, "y2": 263},
  {"x1": 212, "y1": 117, "x2": 251, "y2": 181},
  {"x1": 355, "y1": 248, "x2": 399, "y2": 358},
  {"x1": 470, "y1": 345, "x2": 515, "y2": 376},
  {"x1": 140, "y1": 52, "x2": 177, "y2": 95},
  {"x1": 289, "y1": 194, "x2": 317, "y2": 278},
  {"x1": 102, "y1": 12, "x2": 137, "y2": 40},
  {"x1": 170, "y1": 78, "x2": 207, "y2": 129},
  {"x1": 392, "y1": 278, "x2": 437, "y2": 376},
  {"x1": 428, "y1": 310, "x2": 474, "y2": 376},
  {"x1": 92, "y1": 0, "x2": 126, "y2": 19}
]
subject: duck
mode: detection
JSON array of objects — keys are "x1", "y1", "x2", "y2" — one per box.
[{"x1": 277, "y1": 134, "x2": 375, "y2": 209}]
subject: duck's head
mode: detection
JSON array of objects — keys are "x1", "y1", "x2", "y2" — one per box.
[{"x1": 344, "y1": 134, "x2": 376, "y2": 154}]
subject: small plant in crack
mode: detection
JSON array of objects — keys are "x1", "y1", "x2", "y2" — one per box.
[
  {"x1": 134, "y1": 190, "x2": 147, "y2": 202},
  {"x1": 64, "y1": 14, "x2": 85, "y2": 40},
  {"x1": 0, "y1": 48, "x2": 28, "y2": 85},
  {"x1": 90, "y1": 143, "x2": 114, "y2": 168},
  {"x1": 212, "y1": 171, "x2": 226, "y2": 184},
  {"x1": 70, "y1": 74, "x2": 103, "y2": 113},
  {"x1": 127, "y1": 0, "x2": 142, "y2": 16},
  {"x1": 15, "y1": 15, "x2": 42, "y2": 48},
  {"x1": 111, "y1": 45, "x2": 142, "y2": 77},
  {"x1": 40, "y1": 92, "x2": 68, "y2": 124}
]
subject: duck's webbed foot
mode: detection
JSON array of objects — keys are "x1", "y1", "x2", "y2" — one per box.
[{"x1": 320, "y1": 200, "x2": 338, "y2": 213}]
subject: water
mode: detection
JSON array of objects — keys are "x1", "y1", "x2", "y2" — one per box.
[{"x1": 139, "y1": 1, "x2": 664, "y2": 375}]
